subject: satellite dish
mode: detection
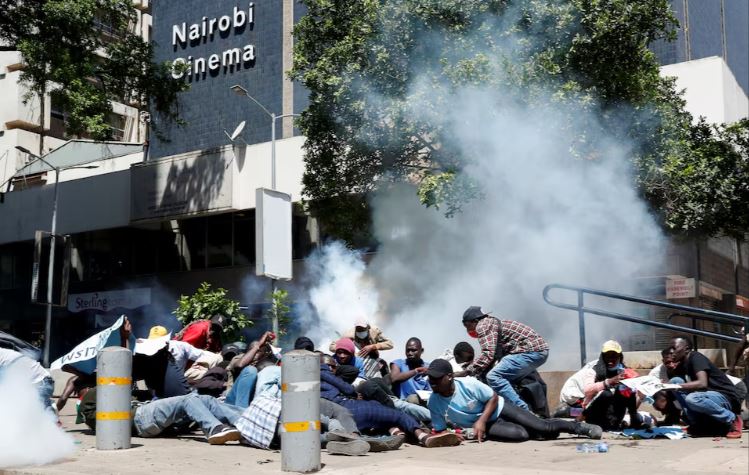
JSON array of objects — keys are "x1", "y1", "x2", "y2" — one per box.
[{"x1": 230, "y1": 121, "x2": 246, "y2": 141}]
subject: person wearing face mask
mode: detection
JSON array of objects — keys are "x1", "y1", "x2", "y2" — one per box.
[
  {"x1": 329, "y1": 317, "x2": 393, "y2": 379},
  {"x1": 580, "y1": 340, "x2": 642, "y2": 430},
  {"x1": 461, "y1": 306, "x2": 548, "y2": 411}
]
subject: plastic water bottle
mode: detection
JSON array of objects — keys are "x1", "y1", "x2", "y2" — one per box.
[{"x1": 576, "y1": 442, "x2": 608, "y2": 453}]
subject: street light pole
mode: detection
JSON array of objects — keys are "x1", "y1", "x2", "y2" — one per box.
[
  {"x1": 14, "y1": 145, "x2": 97, "y2": 367},
  {"x1": 230, "y1": 85, "x2": 299, "y2": 336}
]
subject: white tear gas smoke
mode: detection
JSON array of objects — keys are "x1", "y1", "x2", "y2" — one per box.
[
  {"x1": 0, "y1": 371, "x2": 76, "y2": 468},
  {"x1": 298, "y1": 242, "x2": 381, "y2": 352},
  {"x1": 300, "y1": 5, "x2": 666, "y2": 369}
]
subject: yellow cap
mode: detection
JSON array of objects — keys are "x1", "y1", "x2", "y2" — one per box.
[
  {"x1": 601, "y1": 340, "x2": 622, "y2": 354},
  {"x1": 148, "y1": 325, "x2": 169, "y2": 339}
]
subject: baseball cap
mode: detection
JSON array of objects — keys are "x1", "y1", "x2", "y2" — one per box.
[
  {"x1": 354, "y1": 316, "x2": 369, "y2": 328},
  {"x1": 462, "y1": 306, "x2": 489, "y2": 323},
  {"x1": 426, "y1": 359, "x2": 454, "y2": 379},
  {"x1": 601, "y1": 340, "x2": 623, "y2": 354},
  {"x1": 210, "y1": 314, "x2": 226, "y2": 328},
  {"x1": 148, "y1": 326, "x2": 169, "y2": 339}
]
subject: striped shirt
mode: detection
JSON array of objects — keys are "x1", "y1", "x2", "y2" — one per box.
[{"x1": 466, "y1": 317, "x2": 548, "y2": 375}]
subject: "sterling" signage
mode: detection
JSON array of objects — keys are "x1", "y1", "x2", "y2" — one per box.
[{"x1": 171, "y1": 3, "x2": 256, "y2": 80}]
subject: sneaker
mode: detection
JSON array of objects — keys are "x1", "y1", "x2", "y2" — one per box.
[
  {"x1": 207, "y1": 424, "x2": 241, "y2": 445},
  {"x1": 726, "y1": 417, "x2": 743, "y2": 439},
  {"x1": 326, "y1": 440, "x2": 370, "y2": 456},
  {"x1": 575, "y1": 422, "x2": 603, "y2": 440},
  {"x1": 361, "y1": 434, "x2": 405, "y2": 452},
  {"x1": 325, "y1": 430, "x2": 360, "y2": 443},
  {"x1": 423, "y1": 432, "x2": 462, "y2": 448}
]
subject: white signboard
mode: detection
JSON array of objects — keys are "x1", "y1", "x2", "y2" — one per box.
[
  {"x1": 666, "y1": 277, "x2": 696, "y2": 299},
  {"x1": 68, "y1": 288, "x2": 151, "y2": 313},
  {"x1": 255, "y1": 188, "x2": 292, "y2": 280}
]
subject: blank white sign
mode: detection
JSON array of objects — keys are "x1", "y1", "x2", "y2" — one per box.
[{"x1": 255, "y1": 188, "x2": 292, "y2": 280}]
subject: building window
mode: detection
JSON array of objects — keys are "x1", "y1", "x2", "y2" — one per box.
[
  {"x1": 207, "y1": 215, "x2": 233, "y2": 268},
  {"x1": 233, "y1": 211, "x2": 255, "y2": 266},
  {"x1": 181, "y1": 217, "x2": 206, "y2": 270}
]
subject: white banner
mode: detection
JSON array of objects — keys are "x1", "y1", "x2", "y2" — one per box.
[
  {"x1": 50, "y1": 316, "x2": 126, "y2": 373},
  {"x1": 67, "y1": 288, "x2": 151, "y2": 313}
]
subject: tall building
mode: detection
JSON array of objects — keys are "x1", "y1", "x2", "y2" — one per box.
[{"x1": 652, "y1": 0, "x2": 749, "y2": 124}]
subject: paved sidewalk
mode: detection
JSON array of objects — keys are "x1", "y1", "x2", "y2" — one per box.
[{"x1": 3, "y1": 406, "x2": 747, "y2": 475}]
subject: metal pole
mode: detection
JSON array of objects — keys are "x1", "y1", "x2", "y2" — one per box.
[
  {"x1": 281, "y1": 350, "x2": 320, "y2": 473},
  {"x1": 271, "y1": 113, "x2": 276, "y2": 190},
  {"x1": 578, "y1": 290, "x2": 586, "y2": 367},
  {"x1": 270, "y1": 113, "x2": 279, "y2": 336},
  {"x1": 43, "y1": 167, "x2": 59, "y2": 367},
  {"x1": 96, "y1": 347, "x2": 133, "y2": 450}
]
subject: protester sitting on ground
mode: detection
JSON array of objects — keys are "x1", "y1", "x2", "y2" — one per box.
[
  {"x1": 579, "y1": 340, "x2": 642, "y2": 430},
  {"x1": 649, "y1": 348, "x2": 683, "y2": 383},
  {"x1": 147, "y1": 325, "x2": 205, "y2": 371},
  {"x1": 329, "y1": 318, "x2": 392, "y2": 379},
  {"x1": 294, "y1": 336, "x2": 315, "y2": 352},
  {"x1": 56, "y1": 370, "x2": 96, "y2": 412},
  {"x1": 333, "y1": 338, "x2": 367, "y2": 382},
  {"x1": 79, "y1": 388, "x2": 242, "y2": 445},
  {"x1": 173, "y1": 314, "x2": 226, "y2": 352},
  {"x1": 729, "y1": 327, "x2": 749, "y2": 408},
  {"x1": 669, "y1": 337, "x2": 743, "y2": 438},
  {"x1": 461, "y1": 306, "x2": 549, "y2": 410},
  {"x1": 651, "y1": 389, "x2": 683, "y2": 426},
  {"x1": 0, "y1": 347, "x2": 56, "y2": 419},
  {"x1": 390, "y1": 337, "x2": 431, "y2": 404},
  {"x1": 439, "y1": 342, "x2": 476, "y2": 375},
  {"x1": 427, "y1": 359, "x2": 602, "y2": 443},
  {"x1": 553, "y1": 360, "x2": 598, "y2": 418},
  {"x1": 320, "y1": 356, "x2": 460, "y2": 448},
  {"x1": 224, "y1": 331, "x2": 277, "y2": 408}
]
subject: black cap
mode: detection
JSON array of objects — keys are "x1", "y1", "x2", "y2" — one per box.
[
  {"x1": 462, "y1": 306, "x2": 489, "y2": 323},
  {"x1": 426, "y1": 359, "x2": 453, "y2": 378},
  {"x1": 222, "y1": 341, "x2": 248, "y2": 358},
  {"x1": 210, "y1": 314, "x2": 226, "y2": 328},
  {"x1": 294, "y1": 336, "x2": 315, "y2": 352}
]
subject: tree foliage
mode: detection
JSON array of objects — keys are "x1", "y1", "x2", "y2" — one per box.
[
  {"x1": 266, "y1": 288, "x2": 292, "y2": 338},
  {"x1": 0, "y1": 0, "x2": 185, "y2": 140},
  {"x1": 291, "y1": 0, "x2": 746, "y2": 240},
  {"x1": 173, "y1": 282, "x2": 252, "y2": 343}
]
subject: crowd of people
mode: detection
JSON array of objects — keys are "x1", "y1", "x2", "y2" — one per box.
[{"x1": 1, "y1": 305, "x2": 747, "y2": 457}]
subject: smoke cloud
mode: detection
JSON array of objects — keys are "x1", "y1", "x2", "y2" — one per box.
[
  {"x1": 299, "y1": 3, "x2": 665, "y2": 369},
  {"x1": 0, "y1": 372, "x2": 76, "y2": 468}
]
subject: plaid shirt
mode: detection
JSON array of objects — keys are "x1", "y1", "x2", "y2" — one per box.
[
  {"x1": 236, "y1": 395, "x2": 281, "y2": 449},
  {"x1": 466, "y1": 317, "x2": 548, "y2": 376}
]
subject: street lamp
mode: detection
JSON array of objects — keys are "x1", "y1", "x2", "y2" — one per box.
[
  {"x1": 230, "y1": 85, "x2": 299, "y2": 336},
  {"x1": 14, "y1": 145, "x2": 98, "y2": 367},
  {"x1": 230, "y1": 84, "x2": 300, "y2": 190}
]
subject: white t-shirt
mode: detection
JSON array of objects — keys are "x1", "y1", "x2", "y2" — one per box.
[
  {"x1": 0, "y1": 348, "x2": 50, "y2": 384},
  {"x1": 167, "y1": 340, "x2": 204, "y2": 370}
]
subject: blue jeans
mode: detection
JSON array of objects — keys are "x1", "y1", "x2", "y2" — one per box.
[
  {"x1": 225, "y1": 366, "x2": 258, "y2": 408},
  {"x1": 486, "y1": 350, "x2": 548, "y2": 410},
  {"x1": 390, "y1": 396, "x2": 431, "y2": 423},
  {"x1": 133, "y1": 393, "x2": 243, "y2": 437},
  {"x1": 673, "y1": 385, "x2": 736, "y2": 426}
]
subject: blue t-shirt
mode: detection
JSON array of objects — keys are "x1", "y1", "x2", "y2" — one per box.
[
  {"x1": 428, "y1": 377, "x2": 503, "y2": 431},
  {"x1": 333, "y1": 354, "x2": 367, "y2": 378},
  {"x1": 392, "y1": 358, "x2": 431, "y2": 399}
]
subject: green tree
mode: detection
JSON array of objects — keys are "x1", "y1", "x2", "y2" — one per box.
[
  {"x1": 291, "y1": 0, "x2": 678, "y2": 238},
  {"x1": 266, "y1": 288, "x2": 292, "y2": 338},
  {"x1": 173, "y1": 282, "x2": 252, "y2": 343},
  {"x1": 0, "y1": 0, "x2": 185, "y2": 153},
  {"x1": 291, "y1": 0, "x2": 746, "y2": 239}
]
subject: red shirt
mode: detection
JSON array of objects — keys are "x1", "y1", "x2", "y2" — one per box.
[{"x1": 174, "y1": 320, "x2": 220, "y2": 352}]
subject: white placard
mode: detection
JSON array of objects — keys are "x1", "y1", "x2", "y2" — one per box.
[{"x1": 255, "y1": 188, "x2": 292, "y2": 280}]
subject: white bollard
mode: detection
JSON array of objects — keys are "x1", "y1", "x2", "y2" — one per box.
[
  {"x1": 96, "y1": 347, "x2": 132, "y2": 450},
  {"x1": 281, "y1": 350, "x2": 321, "y2": 473}
]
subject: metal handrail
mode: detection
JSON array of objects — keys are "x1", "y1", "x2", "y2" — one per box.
[{"x1": 543, "y1": 283, "x2": 748, "y2": 367}]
